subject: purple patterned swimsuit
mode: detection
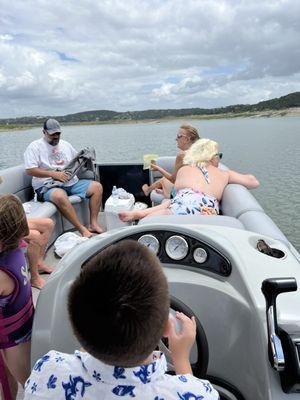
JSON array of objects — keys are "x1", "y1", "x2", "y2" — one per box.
[{"x1": 0, "y1": 243, "x2": 34, "y2": 349}]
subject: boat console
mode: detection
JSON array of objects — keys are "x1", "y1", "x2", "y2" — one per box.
[{"x1": 31, "y1": 223, "x2": 300, "y2": 400}]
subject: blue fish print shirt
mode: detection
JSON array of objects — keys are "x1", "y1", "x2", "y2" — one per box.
[{"x1": 24, "y1": 350, "x2": 219, "y2": 399}]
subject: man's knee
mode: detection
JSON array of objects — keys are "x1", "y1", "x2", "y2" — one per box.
[
  {"x1": 87, "y1": 181, "x2": 102, "y2": 197},
  {"x1": 50, "y1": 189, "x2": 69, "y2": 205}
]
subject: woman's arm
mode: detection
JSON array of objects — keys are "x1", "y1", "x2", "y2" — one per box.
[
  {"x1": 152, "y1": 151, "x2": 185, "y2": 183},
  {"x1": 0, "y1": 270, "x2": 15, "y2": 297},
  {"x1": 227, "y1": 170, "x2": 260, "y2": 189},
  {"x1": 151, "y1": 164, "x2": 172, "y2": 181}
]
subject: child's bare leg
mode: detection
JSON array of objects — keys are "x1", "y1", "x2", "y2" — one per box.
[
  {"x1": 2, "y1": 341, "x2": 31, "y2": 387},
  {"x1": 119, "y1": 200, "x2": 171, "y2": 222},
  {"x1": 27, "y1": 218, "x2": 53, "y2": 273},
  {"x1": 0, "y1": 350, "x2": 18, "y2": 400},
  {"x1": 26, "y1": 233, "x2": 45, "y2": 290},
  {"x1": 142, "y1": 179, "x2": 163, "y2": 196}
]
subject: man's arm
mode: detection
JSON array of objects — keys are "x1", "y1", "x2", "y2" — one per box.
[
  {"x1": 26, "y1": 168, "x2": 69, "y2": 183},
  {"x1": 227, "y1": 170, "x2": 260, "y2": 189}
]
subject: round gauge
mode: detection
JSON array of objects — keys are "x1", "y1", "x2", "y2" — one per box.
[
  {"x1": 193, "y1": 247, "x2": 208, "y2": 264},
  {"x1": 165, "y1": 235, "x2": 189, "y2": 260},
  {"x1": 138, "y1": 234, "x2": 160, "y2": 255}
]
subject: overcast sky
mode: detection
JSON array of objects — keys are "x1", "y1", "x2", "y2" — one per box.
[{"x1": 0, "y1": 0, "x2": 299, "y2": 118}]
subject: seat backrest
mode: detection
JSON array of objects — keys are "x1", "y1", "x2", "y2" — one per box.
[
  {"x1": 0, "y1": 165, "x2": 33, "y2": 202},
  {"x1": 221, "y1": 184, "x2": 263, "y2": 218},
  {"x1": 150, "y1": 156, "x2": 176, "y2": 183}
]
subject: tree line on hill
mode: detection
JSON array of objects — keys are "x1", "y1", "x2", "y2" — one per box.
[{"x1": 1, "y1": 91, "x2": 300, "y2": 126}]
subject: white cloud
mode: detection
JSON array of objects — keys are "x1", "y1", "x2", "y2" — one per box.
[{"x1": 0, "y1": 0, "x2": 299, "y2": 117}]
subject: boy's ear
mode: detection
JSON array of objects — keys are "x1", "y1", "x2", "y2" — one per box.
[{"x1": 162, "y1": 317, "x2": 173, "y2": 337}]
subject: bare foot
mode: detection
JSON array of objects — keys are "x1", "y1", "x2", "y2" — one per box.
[
  {"x1": 31, "y1": 275, "x2": 45, "y2": 290},
  {"x1": 142, "y1": 184, "x2": 151, "y2": 196},
  {"x1": 79, "y1": 226, "x2": 93, "y2": 238},
  {"x1": 88, "y1": 224, "x2": 105, "y2": 234},
  {"x1": 118, "y1": 210, "x2": 143, "y2": 222},
  {"x1": 38, "y1": 262, "x2": 53, "y2": 274}
]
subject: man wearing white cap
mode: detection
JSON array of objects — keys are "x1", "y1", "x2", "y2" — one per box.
[{"x1": 24, "y1": 119, "x2": 104, "y2": 238}]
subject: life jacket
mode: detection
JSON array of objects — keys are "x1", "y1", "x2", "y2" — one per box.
[{"x1": 0, "y1": 244, "x2": 34, "y2": 348}]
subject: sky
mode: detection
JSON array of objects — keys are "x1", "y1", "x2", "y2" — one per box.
[{"x1": 0, "y1": 0, "x2": 300, "y2": 118}]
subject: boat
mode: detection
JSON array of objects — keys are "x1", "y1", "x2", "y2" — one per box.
[{"x1": 0, "y1": 157, "x2": 299, "y2": 400}]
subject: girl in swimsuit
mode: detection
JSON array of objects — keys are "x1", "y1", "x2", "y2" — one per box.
[
  {"x1": 119, "y1": 139, "x2": 259, "y2": 222},
  {"x1": 0, "y1": 194, "x2": 34, "y2": 399}
]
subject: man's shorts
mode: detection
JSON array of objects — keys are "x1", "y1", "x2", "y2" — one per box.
[{"x1": 36, "y1": 179, "x2": 93, "y2": 202}]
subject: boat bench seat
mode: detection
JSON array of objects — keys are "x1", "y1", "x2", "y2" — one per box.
[{"x1": 0, "y1": 164, "x2": 89, "y2": 245}]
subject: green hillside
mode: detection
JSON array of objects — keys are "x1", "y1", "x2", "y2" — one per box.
[{"x1": 1, "y1": 91, "x2": 299, "y2": 127}]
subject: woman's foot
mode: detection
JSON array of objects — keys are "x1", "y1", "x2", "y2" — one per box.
[
  {"x1": 118, "y1": 210, "x2": 144, "y2": 222},
  {"x1": 142, "y1": 184, "x2": 151, "y2": 196}
]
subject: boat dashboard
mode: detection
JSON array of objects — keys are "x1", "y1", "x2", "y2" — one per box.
[{"x1": 121, "y1": 229, "x2": 232, "y2": 277}]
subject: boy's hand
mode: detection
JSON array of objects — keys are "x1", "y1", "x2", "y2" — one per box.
[{"x1": 167, "y1": 312, "x2": 196, "y2": 374}]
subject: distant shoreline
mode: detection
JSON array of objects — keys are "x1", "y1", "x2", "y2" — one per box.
[{"x1": 1, "y1": 107, "x2": 300, "y2": 132}]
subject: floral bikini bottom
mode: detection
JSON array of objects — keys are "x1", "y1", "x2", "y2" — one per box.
[{"x1": 169, "y1": 188, "x2": 219, "y2": 216}]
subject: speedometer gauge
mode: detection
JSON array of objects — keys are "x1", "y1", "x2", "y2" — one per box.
[
  {"x1": 165, "y1": 235, "x2": 189, "y2": 260},
  {"x1": 138, "y1": 234, "x2": 160, "y2": 255}
]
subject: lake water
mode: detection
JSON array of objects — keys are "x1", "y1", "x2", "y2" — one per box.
[{"x1": 0, "y1": 117, "x2": 299, "y2": 250}]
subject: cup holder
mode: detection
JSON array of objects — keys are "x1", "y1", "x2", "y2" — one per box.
[{"x1": 257, "y1": 239, "x2": 285, "y2": 259}]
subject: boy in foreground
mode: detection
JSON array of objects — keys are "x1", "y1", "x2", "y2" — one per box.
[{"x1": 24, "y1": 240, "x2": 219, "y2": 399}]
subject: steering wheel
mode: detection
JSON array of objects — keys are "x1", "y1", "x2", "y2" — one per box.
[{"x1": 159, "y1": 295, "x2": 209, "y2": 378}]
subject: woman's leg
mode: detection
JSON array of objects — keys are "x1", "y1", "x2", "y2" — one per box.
[
  {"x1": 119, "y1": 200, "x2": 171, "y2": 222},
  {"x1": 160, "y1": 178, "x2": 174, "y2": 198},
  {"x1": 2, "y1": 341, "x2": 31, "y2": 387},
  {"x1": 142, "y1": 178, "x2": 163, "y2": 196}
]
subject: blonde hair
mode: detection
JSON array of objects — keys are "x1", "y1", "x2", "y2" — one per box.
[
  {"x1": 0, "y1": 194, "x2": 29, "y2": 251},
  {"x1": 183, "y1": 138, "x2": 219, "y2": 167},
  {"x1": 180, "y1": 124, "x2": 200, "y2": 143}
]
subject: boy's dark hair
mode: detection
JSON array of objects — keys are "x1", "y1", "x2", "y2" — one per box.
[
  {"x1": 0, "y1": 194, "x2": 29, "y2": 251},
  {"x1": 68, "y1": 240, "x2": 170, "y2": 367}
]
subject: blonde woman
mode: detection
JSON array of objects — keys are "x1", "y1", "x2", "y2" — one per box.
[{"x1": 120, "y1": 138, "x2": 259, "y2": 221}]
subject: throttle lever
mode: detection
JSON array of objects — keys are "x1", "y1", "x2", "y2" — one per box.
[{"x1": 261, "y1": 278, "x2": 297, "y2": 371}]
